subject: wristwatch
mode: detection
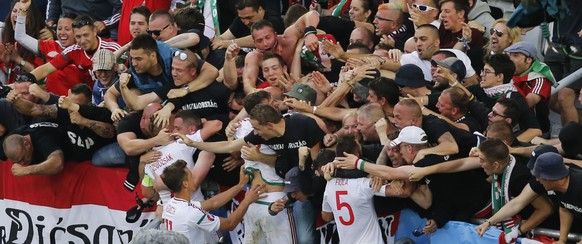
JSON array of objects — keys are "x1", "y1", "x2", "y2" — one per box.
[{"x1": 183, "y1": 85, "x2": 189, "y2": 91}]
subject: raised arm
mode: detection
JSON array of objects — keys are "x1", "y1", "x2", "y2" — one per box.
[
  {"x1": 14, "y1": 6, "x2": 40, "y2": 54},
  {"x1": 31, "y1": 62, "x2": 58, "y2": 81},
  {"x1": 175, "y1": 135, "x2": 247, "y2": 154},
  {"x1": 408, "y1": 156, "x2": 480, "y2": 181},
  {"x1": 118, "y1": 73, "x2": 162, "y2": 111},
  {"x1": 414, "y1": 132, "x2": 459, "y2": 162}
]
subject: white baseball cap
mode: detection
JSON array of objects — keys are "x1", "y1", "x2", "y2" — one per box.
[{"x1": 390, "y1": 126, "x2": 428, "y2": 147}]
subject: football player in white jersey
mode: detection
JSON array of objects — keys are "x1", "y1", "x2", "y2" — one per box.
[
  {"x1": 140, "y1": 110, "x2": 222, "y2": 216},
  {"x1": 161, "y1": 160, "x2": 265, "y2": 244},
  {"x1": 230, "y1": 90, "x2": 298, "y2": 244}
]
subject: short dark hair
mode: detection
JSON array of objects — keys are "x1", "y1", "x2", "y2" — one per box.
[
  {"x1": 72, "y1": 15, "x2": 95, "y2": 29},
  {"x1": 150, "y1": 10, "x2": 174, "y2": 25},
  {"x1": 261, "y1": 53, "x2": 285, "y2": 68},
  {"x1": 314, "y1": 149, "x2": 336, "y2": 170},
  {"x1": 236, "y1": 0, "x2": 264, "y2": 11},
  {"x1": 416, "y1": 24, "x2": 440, "y2": 38},
  {"x1": 432, "y1": 50, "x2": 457, "y2": 59},
  {"x1": 60, "y1": 12, "x2": 78, "y2": 21},
  {"x1": 131, "y1": 6, "x2": 151, "y2": 20},
  {"x1": 496, "y1": 98, "x2": 519, "y2": 126},
  {"x1": 70, "y1": 83, "x2": 92, "y2": 100},
  {"x1": 368, "y1": 77, "x2": 400, "y2": 107},
  {"x1": 161, "y1": 160, "x2": 188, "y2": 192},
  {"x1": 336, "y1": 134, "x2": 361, "y2": 157},
  {"x1": 242, "y1": 90, "x2": 272, "y2": 112},
  {"x1": 478, "y1": 138, "x2": 509, "y2": 165},
  {"x1": 131, "y1": 34, "x2": 158, "y2": 54},
  {"x1": 284, "y1": 4, "x2": 308, "y2": 27},
  {"x1": 347, "y1": 42, "x2": 372, "y2": 54},
  {"x1": 175, "y1": 110, "x2": 202, "y2": 128},
  {"x1": 249, "y1": 104, "x2": 281, "y2": 125},
  {"x1": 486, "y1": 120, "x2": 514, "y2": 142},
  {"x1": 442, "y1": 86, "x2": 469, "y2": 114},
  {"x1": 174, "y1": 7, "x2": 205, "y2": 32},
  {"x1": 251, "y1": 19, "x2": 274, "y2": 34},
  {"x1": 484, "y1": 54, "x2": 515, "y2": 84},
  {"x1": 439, "y1": 0, "x2": 469, "y2": 21}
]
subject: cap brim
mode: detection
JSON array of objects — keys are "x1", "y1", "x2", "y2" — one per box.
[{"x1": 431, "y1": 59, "x2": 451, "y2": 69}]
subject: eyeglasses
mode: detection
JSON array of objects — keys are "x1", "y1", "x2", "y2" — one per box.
[
  {"x1": 146, "y1": 24, "x2": 170, "y2": 36},
  {"x1": 480, "y1": 69, "x2": 496, "y2": 75},
  {"x1": 72, "y1": 20, "x2": 92, "y2": 28},
  {"x1": 490, "y1": 110, "x2": 507, "y2": 118},
  {"x1": 412, "y1": 3, "x2": 436, "y2": 12},
  {"x1": 374, "y1": 16, "x2": 395, "y2": 22},
  {"x1": 489, "y1": 28, "x2": 504, "y2": 37}
]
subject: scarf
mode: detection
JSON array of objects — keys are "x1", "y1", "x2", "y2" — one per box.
[
  {"x1": 521, "y1": 59, "x2": 557, "y2": 86},
  {"x1": 483, "y1": 83, "x2": 517, "y2": 100},
  {"x1": 491, "y1": 155, "x2": 521, "y2": 233}
]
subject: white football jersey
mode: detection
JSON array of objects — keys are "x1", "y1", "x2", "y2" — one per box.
[
  {"x1": 322, "y1": 178, "x2": 384, "y2": 244},
  {"x1": 144, "y1": 131, "x2": 204, "y2": 203},
  {"x1": 235, "y1": 118, "x2": 282, "y2": 185},
  {"x1": 163, "y1": 198, "x2": 220, "y2": 244}
]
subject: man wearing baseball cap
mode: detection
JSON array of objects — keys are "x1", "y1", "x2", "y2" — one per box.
[
  {"x1": 532, "y1": 152, "x2": 582, "y2": 243},
  {"x1": 505, "y1": 41, "x2": 556, "y2": 134},
  {"x1": 432, "y1": 57, "x2": 466, "y2": 88},
  {"x1": 335, "y1": 125, "x2": 489, "y2": 235},
  {"x1": 91, "y1": 49, "x2": 121, "y2": 107}
]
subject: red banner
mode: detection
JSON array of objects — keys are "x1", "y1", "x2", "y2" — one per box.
[{"x1": 0, "y1": 160, "x2": 157, "y2": 243}]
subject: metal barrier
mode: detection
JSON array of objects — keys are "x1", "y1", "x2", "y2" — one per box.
[{"x1": 473, "y1": 218, "x2": 582, "y2": 242}]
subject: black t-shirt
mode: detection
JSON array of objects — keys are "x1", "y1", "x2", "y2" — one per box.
[
  {"x1": 229, "y1": 10, "x2": 285, "y2": 38},
  {"x1": 556, "y1": 169, "x2": 582, "y2": 219},
  {"x1": 416, "y1": 154, "x2": 490, "y2": 226},
  {"x1": 244, "y1": 112, "x2": 325, "y2": 178},
  {"x1": 457, "y1": 114, "x2": 482, "y2": 133},
  {"x1": 505, "y1": 161, "x2": 535, "y2": 218},
  {"x1": 422, "y1": 114, "x2": 482, "y2": 158},
  {"x1": 117, "y1": 111, "x2": 146, "y2": 139},
  {"x1": 10, "y1": 122, "x2": 64, "y2": 165},
  {"x1": 56, "y1": 107, "x2": 115, "y2": 161},
  {"x1": 317, "y1": 16, "x2": 357, "y2": 51},
  {"x1": 468, "y1": 85, "x2": 541, "y2": 133},
  {"x1": 156, "y1": 81, "x2": 231, "y2": 119}
]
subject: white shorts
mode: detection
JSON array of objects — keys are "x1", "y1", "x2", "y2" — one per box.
[{"x1": 243, "y1": 192, "x2": 297, "y2": 244}]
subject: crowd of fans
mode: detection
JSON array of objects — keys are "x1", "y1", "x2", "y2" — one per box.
[{"x1": 1, "y1": 0, "x2": 582, "y2": 243}]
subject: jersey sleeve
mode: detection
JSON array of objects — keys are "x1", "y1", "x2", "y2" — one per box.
[
  {"x1": 50, "y1": 52, "x2": 73, "y2": 70},
  {"x1": 321, "y1": 185, "x2": 332, "y2": 213},
  {"x1": 529, "y1": 77, "x2": 552, "y2": 100},
  {"x1": 188, "y1": 205, "x2": 221, "y2": 232}
]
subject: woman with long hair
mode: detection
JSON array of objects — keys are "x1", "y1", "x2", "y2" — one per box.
[
  {"x1": 1, "y1": 0, "x2": 53, "y2": 84},
  {"x1": 14, "y1": 0, "x2": 84, "y2": 95}
]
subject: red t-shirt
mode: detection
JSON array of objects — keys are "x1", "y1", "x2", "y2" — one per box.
[
  {"x1": 117, "y1": 0, "x2": 171, "y2": 46},
  {"x1": 50, "y1": 37, "x2": 121, "y2": 88},
  {"x1": 512, "y1": 73, "x2": 552, "y2": 101},
  {"x1": 38, "y1": 40, "x2": 84, "y2": 96}
]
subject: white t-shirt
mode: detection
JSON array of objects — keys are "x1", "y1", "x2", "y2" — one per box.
[
  {"x1": 163, "y1": 198, "x2": 220, "y2": 244},
  {"x1": 235, "y1": 118, "x2": 282, "y2": 185},
  {"x1": 322, "y1": 178, "x2": 385, "y2": 244},
  {"x1": 143, "y1": 131, "x2": 205, "y2": 203},
  {"x1": 400, "y1": 49, "x2": 476, "y2": 82}
]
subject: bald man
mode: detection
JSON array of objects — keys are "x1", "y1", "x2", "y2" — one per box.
[{"x1": 2, "y1": 122, "x2": 65, "y2": 176}]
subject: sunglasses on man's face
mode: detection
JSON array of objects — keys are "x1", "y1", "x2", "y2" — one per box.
[
  {"x1": 412, "y1": 3, "x2": 436, "y2": 12},
  {"x1": 146, "y1": 24, "x2": 170, "y2": 36},
  {"x1": 15, "y1": 74, "x2": 34, "y2": 83},
  {"x1": 489, "y1": 28, "x2": 504, "y2": 37}
]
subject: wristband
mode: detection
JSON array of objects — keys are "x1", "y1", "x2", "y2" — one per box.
[
  {"x1": 304, "y1": 26, "x2": 317, "y2": 37},
  {"x1": 457, "y1": 37, "x2": 471, "y2": 50},
  {"x1": 353, "y1": 157, "x2": 360, "y2": 169},
  {"x1": 267, "y1": 202, "x2": 278, "y2": 216},
  {"x1": 450, "y1": 80, "x2": 459, "y2": 87},
  {"x1": 358, "y1": 159, "x2": 366, "y2": 171}
]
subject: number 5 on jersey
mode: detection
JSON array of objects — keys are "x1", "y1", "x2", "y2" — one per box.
[{"x1": 335, "y1": 190, "x2": 354, "y2": 225}]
